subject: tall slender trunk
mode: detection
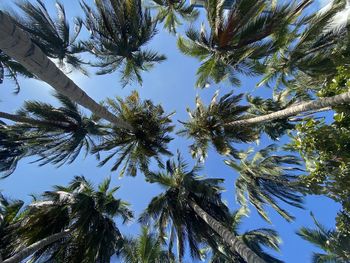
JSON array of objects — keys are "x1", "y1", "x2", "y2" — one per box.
[
  {"x1": 0, "y1": 111, "x2": 69, "y2": 128},
  {"x1": 226, "y1": 91, "x2": 350, "y2": 127},
  {"x1": 3, "y1": 230, "x2": 70, "y2": 263},
  {"x1": 189, "y1": 200, "x2": 266, "y2": 263},
  {"x1": 0, "y1": 11, "x2": 132, "y2": 131}
]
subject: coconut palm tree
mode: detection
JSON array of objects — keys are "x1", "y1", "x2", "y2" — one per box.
[
  {"x1": 81, "y1": 0, "x2": 166, "y2": 86},
  {"x1": 0, "y1": 11, "x2": 131, "y2": 129},
  {"x1": 261, "y1": 0, "x2": 350, "y2": 92},
  {"x1": 297, "y1": 212, "x2": 350, "y2": 263},
  {"x1": 0, "y1": 50, "x2": 34, "y2": 93},
  {"x1": 206, "y1": 207, "x2": 282, "y2": 263},
  {"x1": 11, "y1": 0, "x2": 87, "y2": 74},
  {"x1": 92, "y1": 91, "x2": 174, "y2": 177},
  {"x1": 140, "y1": 153, "x2": 266, "y2": 263},
  {"x1": 0, "y1": 93, "x2": 107, "y2": 172},
  {"x1": 118, "y1": 226, "x2": 175, "y2": 263},
  {"x1": 178, "y1": 91, "x2": 258, "y2": 162},
  {"x1": 2, "y1": 176, "x2": 133, "y2": 263},
  {"x1": 0, "y1": 193, "x2": 24, "y2": 262},
  {"x1": 225, "y1": 145, "x2": 305, "y2": 222},
  {"x1": 0, "y1": 122, "x2": 28, "y2": 178},
  {"x1": 151, "y1": 0, "x2": 199, "y2": 34},
  {"x1": 177, "y1": 0, "x2": 312, "y2": 87},
  {"x1": 180, "y1": 89, "x2": 350, "y2": 161}
]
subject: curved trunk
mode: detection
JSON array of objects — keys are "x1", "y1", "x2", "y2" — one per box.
[
  {"x1": 3, "y1": 230, "x2": 70, "y2": 263},
  {"x1": 189, "y1": 200, "x2": 266, "y2": 263},
  {"x1": 0, "y1": 111, "x2": 69, "y2": 128},
  {"x1": 226, "y1": 92, "x2": 350, "y2": 127},
  {"x1": 0, "y1": 11, "x2": 132, "y2": 131}
]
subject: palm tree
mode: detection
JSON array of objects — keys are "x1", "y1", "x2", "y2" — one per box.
[
  {"x1": 141, "y1": 153, "x2": 266, "y2": 263},
  {"x1": 0, "y1": 50, "x2": 34, "y2": 93},
  {"x1": 81, "y1": 0, "x2": 166, "y2": 86},
  {"x1": 151, "y1": 0, "x2": 199, "y2": 34},
  {"x1": 92, "y1": 91, "x2": 174, "y2": 177},
  {"x1": 0, "y1": 93, "x2": 107, "y2": 172},
  {"x1": 2, "y1": 176, "x2": 133, "y2": 263},
  {"x1": 11, "y1": 0, "x2": 87, "y2": 74},
  {"x1": 225, "y1": 145, "x2": 305, "y2": 222},
  {"x1": 118, "y1": 226, "x2": 175, "y2": 263},
  {"x1": 206, "y1": 207, "x2": 282, "y2": 263},
  {"x1": 177, "y1": 0, "x2": 312, "y2": 87},
  {"x1": 261, "y1": 0, "x2": 350, "y2": 93},
  {"x1": 180, "y1": 90, "x2": 350, "y2": 160},
  {"x1": 0, "y1": 11, "x2": 131, "y2": 129},
  {"x1": 0, "y1": 122, "x2": 28, "y2": 178},
  {"x1": 297, "y1": 212, "x2": 350, "y2": 263},
  {"x1": 178, "y1": 91, "x2": 258, "y2": 162},
  {"x1": 0, "y1": 193, "x2": 24, "y2": 262}
]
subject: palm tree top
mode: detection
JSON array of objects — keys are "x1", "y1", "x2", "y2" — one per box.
[
  {"x1": 225, "y1": 144, "x2": 305, "y2": 222},
  {"x1": 177, "y1": 0, "x2": 313, "y2": 87},
  {"x1": 141, "y1": 153, "x2": 231, "y2": 261},
  {"x1": 151, "y1": 0, "x2": 199, "y2": 34},
  {"x1": 81, "y1": 0, "x2": 166, "y2": 86},
  {"x1": 297, "y1": 212, "x2": 350, "y2": 263},
  {"x1": 119, "y1": 226, "x2": 175, "y2": 263},
  {"x1": 93, "y1": 91, "x2": 174, "y2": 177},
  {"x1": 17, "y1": 176, "x2": 133, "y2": 262},
  {"x1": 12, "y1": 0, "x2": 86, "y2": 74},
  {"x1": 12, "y1": 93, "x2": 107, "y2": 167},
  {"x1": 178, "y1": 91, "x2": 258, "y2": 162}
]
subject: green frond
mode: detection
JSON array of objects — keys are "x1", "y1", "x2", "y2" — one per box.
[{"x1": 226, "y1": 145, "x2": 304, "y2": 222}]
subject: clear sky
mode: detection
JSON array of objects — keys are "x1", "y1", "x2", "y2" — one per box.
[{"x1": 0, "y1": 0, "x2": 341, "y2": 262}]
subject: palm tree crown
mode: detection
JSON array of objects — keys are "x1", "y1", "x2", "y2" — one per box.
[
  {"x1": 140, "y1": 153, "x2": 231, "y2": 261},
  {"x1": 93, "y1": 91, "x2": 174, "y2": 177},
  {"x1": 14, "y1": 176, "x2": 133, "y2": 263},
  {"x1": 9, "y1": 93, "x2": 106, "y2": 167},
  {"x1": 81, "y1": 0, "x2": 166, "y2": 86},
  {"x1": 179, "y1": 91, "x2": 257, "y2": 162},
  {"x1": 262, "y1": 0, "x2": 350, "y2": 94},
  {"x1": 297, "y1": 212, "x2": 350, "y2": 263},
  {"x1": 225, "y1": 144, "x2": 305, "y2": 222},
  {"x1": 152, "y1": 0, "x2": 199, "y2": 34},
  {"x1": 12, "y1": 0, "x2": 86, "y2": 74},
  {"x1": 119, "y1": 226, "x2": 175, "y2": 263},
  {"x1": 177, "y1": 0, "x2": 312, "y2": 87}
]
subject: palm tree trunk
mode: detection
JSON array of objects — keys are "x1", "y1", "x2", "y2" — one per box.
[
  {"x1": 3, "y1": 230, "x2": 70, "y2": 263},
  {"x1": 226, "y1": 92, "x2": 350, "y2": 127},
  {"x1": 0, "y1": 111, "x2": 69, "y2": 128},
  {"x1": 0, "y1": 11, "x2": 132, "y2": 131},
  {"x1": 189, "y1": 200, "x2": 266, "y2": 263}
]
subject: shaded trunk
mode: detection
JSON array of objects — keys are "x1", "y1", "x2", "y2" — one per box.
[
  {"x1": 0, "y1": 11, "x2": 132, "y2": 130},
  {"x1": 3, "y1": 230, "x2": 70, "y2": 263},
  {"x1": 0, "y1": 111, "x2": 69, "y2": 128},
  {"x1": 189, "y1": 200, "x2": 266, "y2": 263},
  {"x1": 226, "y1": 92, "x2": 350, "y2": 127}
]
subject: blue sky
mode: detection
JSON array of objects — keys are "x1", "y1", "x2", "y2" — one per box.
[{"x1": 0, "y1": 0, "x2": 342, "y2": 262}]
